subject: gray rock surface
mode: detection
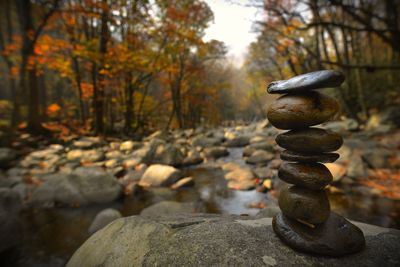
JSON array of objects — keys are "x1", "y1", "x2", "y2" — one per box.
[
  {"x1": 0, "y1": 188, "x2": 22, "y2": 254},
  {"x1": 245, "y1": 150, "x2": 274, "y2": 165},
  {"x1": 140, "y1": 201, "x2": 205, "y2": 217},
  {"x1": 0, "y1": 148, "x2": 17, "y2": 169},
  {"x1": 202, "y1": 146, "x2": 229, "y2": 159},
  {"x1": 88, "y1": 208, "x2": 122, "y2": 235},
  {"x1": 267, "y1": 70, "x2": 345, "y2": 94},
  {"x1": 29, "y1": 167, "x2": 121, "y2": 206},
  {"x1": 67, "y1": 213, "x2": 400, "y2": 267}
]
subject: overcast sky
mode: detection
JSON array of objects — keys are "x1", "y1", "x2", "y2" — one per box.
[{"x1": 203, "y1": 0, "x2": 261, "y2": 66}]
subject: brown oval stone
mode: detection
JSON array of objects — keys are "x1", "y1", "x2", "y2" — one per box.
[
  {"x1": 273, "y1": 212, "x2": 365, "y2": 256},
  {"x1": 278, "y1": 162, "x2": 333, "y2": 190},
  {"x1": 276, "y1": 128, "x2": 343, "y2": 153},
  {"x1": 278, "y1": 186, "x2": 330, "y2": 224},
  {"x1": 280, "y1": 150, "x2": 339, "y2": 163},
  {"x1": 267, "y1": 92, "x2": 339, "y2": 129}
]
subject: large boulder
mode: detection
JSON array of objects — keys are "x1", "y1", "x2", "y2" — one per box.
[
  {"x1": 67, "y1": 214, "x2": 400, "y2": 267},
  {"x1": 0, "y1": 148, "x2": 17, "y2": 169},
  {"x1": 29, "y1": 167, "x2": 121, "y2": 207},
  {"x1": 140, "y1": 201, "x2": 205, "y2": 217},
  {"x1": 0, "y1": 188, "x2": 22, "y2": 260},
  {"x1": 139, "y1": 164, "x2": 182, "y2": 187},
  {"x1": 88, "y1": 208, "x2": 122, "y2": 235}
]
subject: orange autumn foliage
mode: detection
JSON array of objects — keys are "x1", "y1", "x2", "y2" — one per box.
[{"x1": 47, "y1": 103, "x2": 61, "y2": 115}]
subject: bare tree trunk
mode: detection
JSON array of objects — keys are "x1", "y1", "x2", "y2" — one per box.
[{"x1": 94, "y1": 0, "x2": 109, "y2": 134}]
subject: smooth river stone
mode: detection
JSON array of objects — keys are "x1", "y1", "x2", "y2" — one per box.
[
  {"x1": 281, "y1": 150, "x2": 339, "y2": 163},
  {"x1": 278, "y1": 162, "x2": 333, "y2": 190},
  {"x1": 267, "y1": 70, "x2": 345, "y2": 94},
  {"x1": 267, "y1": 92, "x2": 339, "y2": 130},
  {"x1": 276, "y1": 128, "x2": 343, "y2": 153},
  {"x1": 273, "y1": 212, "x2": 366, "y2": 256},
  {"x1": 278, "y1": 186, "x2": 330, "y2": 224}
]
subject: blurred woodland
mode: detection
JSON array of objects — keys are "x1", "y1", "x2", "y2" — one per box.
[{"x1": 0, "y1": 0, "x2": 399, "y2": 140}]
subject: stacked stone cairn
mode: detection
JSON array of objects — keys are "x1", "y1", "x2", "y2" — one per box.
[{"x1": 266, "y1": 70, "x2": 365, "y2": 256}]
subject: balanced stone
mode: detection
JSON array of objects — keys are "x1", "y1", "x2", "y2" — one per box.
[
  {"x1": 273, "y1": 212, "x2": 366, "y2": 256},
  {"x1": 267, "y1": 92, "x2": 339, "y2": 130},
  {"x1": 278, "y1": 162, "x2": 333, "y2": 190},
  {"x1": 267, "y1": 70, "x2": 345, "y2": 94},
  {"x1": 279, "y1": 185, "x2": 330, "y2": 224},
  {"x1": 281, "y1": 150, "x2": 339, "y2": 163},
  {"x1": 276, "y1": 128, "x2": 343, "y2": 153}
]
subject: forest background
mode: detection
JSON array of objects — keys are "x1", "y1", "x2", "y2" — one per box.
[{"x1": 0, "y1": 0, "x2": 399, "y2": 141}]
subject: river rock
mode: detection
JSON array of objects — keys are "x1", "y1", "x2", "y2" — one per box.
[
  {"x1": 181, "y1": 150, "x2": 203, "y2": 166},
  {"x1": 66, "y1": 213, "x2": 400, "y2": 267},
  {"x1": 191, "y1": 136, "x2": 222, "y2": 148},
  {"x1": 88, "y1": 208, "x2": 122, "y2": 235},
  {"x1": 276, "y1": 128, "x2": 343, "y2": 153},
  {"x1": 273, "y1": 212, "x2": 365, "y2": 256},
  {"x1": 281, "y1": 150, "x2": 339, "y2": 163},
  {"x1": 227, "y1": 179, "x2": 256, "y2": 191},
  {"x1": 67, "y1": 149, "x2": 104, "y2": 163},
  {"x1": 119, "y1": 141, "x2": 142, "y2": 152},
  {"x1": 171, "y1": 177, "x2": 194, "y2": 189},
  {"x1": 0, "y1": 148, "x2": 17, "y2": 169},
  {"x1": 152, "y1": 144, "x2": 184, "y2": 166},
  {"x1": 221, "y1": 162, "x2": 241, "y2": 171},
  {"x1": 245, "y1": 150, "x2": 274, "y2": 165},
  {"x1": 105, "y1": 150, "x2": 123, "y2": 159},
  {"x1": 278, "y1": 162, "x2": 333, "y2": 190},
  {"x1": 29, "y1": 167, "x2": 121, "y2": 206},
  {"x1": 279, "y1": 186, "x2": 330, "y2": 224},
  {"x1": 139, "y1": 164, "x2": 182, "y2": 187},
  {"x1": 72, "y1": 137, "x2": 102, "y2": 149},
  {"x1": 224, "y1": 167, "x2": 255, "y2": 181},
  {"x1": 362, "y1": 148, "x2": 393, "y2": 169},
  {"x1": 140, "y1": 201, "x2": 205, "y2": 217},
  {"x1": 267, "y1": 70, "x2": 345, "y2": 94},
  {"x1": 225, "y1": 136, "x2": 250, "y2": 147},
  {"x1": 203, "y1": 146, "x2": 229, "y2": 159},
  {"x1": 267, "y1": 92, "x2": 339, "y2": 129},
  {"x1": 0, "y1": 188, "x2": 22, "y2": 261}
]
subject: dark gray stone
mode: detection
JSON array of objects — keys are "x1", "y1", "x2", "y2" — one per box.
[
  {"x1": 267, "y1": 70, "x2": 345, "y2": 94},
  {"x1": 0, "y1": 148, "x2": 17, "y2": 169},
  {"x1": 276, "y1": 128, "x2": 343, "y2": 153},
  {"x1": 279, "y1": 186, "x2": 330, "y2": 224},
  {"x1": 281, "y1": 150, "x2": 339, "y2": 163},
  {"x1": 0, "y1": 188, "x2": 22, "y2": 254},
  {"x1": 273, "y1": 212, "x2": 365, "y2": 256},
  {"x1": 278, "y1": 162, "x2": 333, "y2": 190}
]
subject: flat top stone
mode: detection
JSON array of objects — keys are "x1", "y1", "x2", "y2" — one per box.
[
  {"x1": 67, "y1": 213, "x2": 400, "y2": 267},
  {"x1": 267, "y1": 70, "x2": 345, "y2": 94}
]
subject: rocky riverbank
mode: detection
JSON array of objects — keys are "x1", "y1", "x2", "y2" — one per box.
[{"x1": 0, "y1": 119, "x2": 400, "y2": 265}]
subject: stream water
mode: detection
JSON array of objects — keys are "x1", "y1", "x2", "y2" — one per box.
[{"x1": 15, "y1": 148, "x2": 400, "y2": 267}]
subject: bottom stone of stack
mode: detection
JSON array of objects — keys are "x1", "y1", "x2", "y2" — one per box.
[{"x1": 273, "y1": 212, "x2": 365, "y2": 256}]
